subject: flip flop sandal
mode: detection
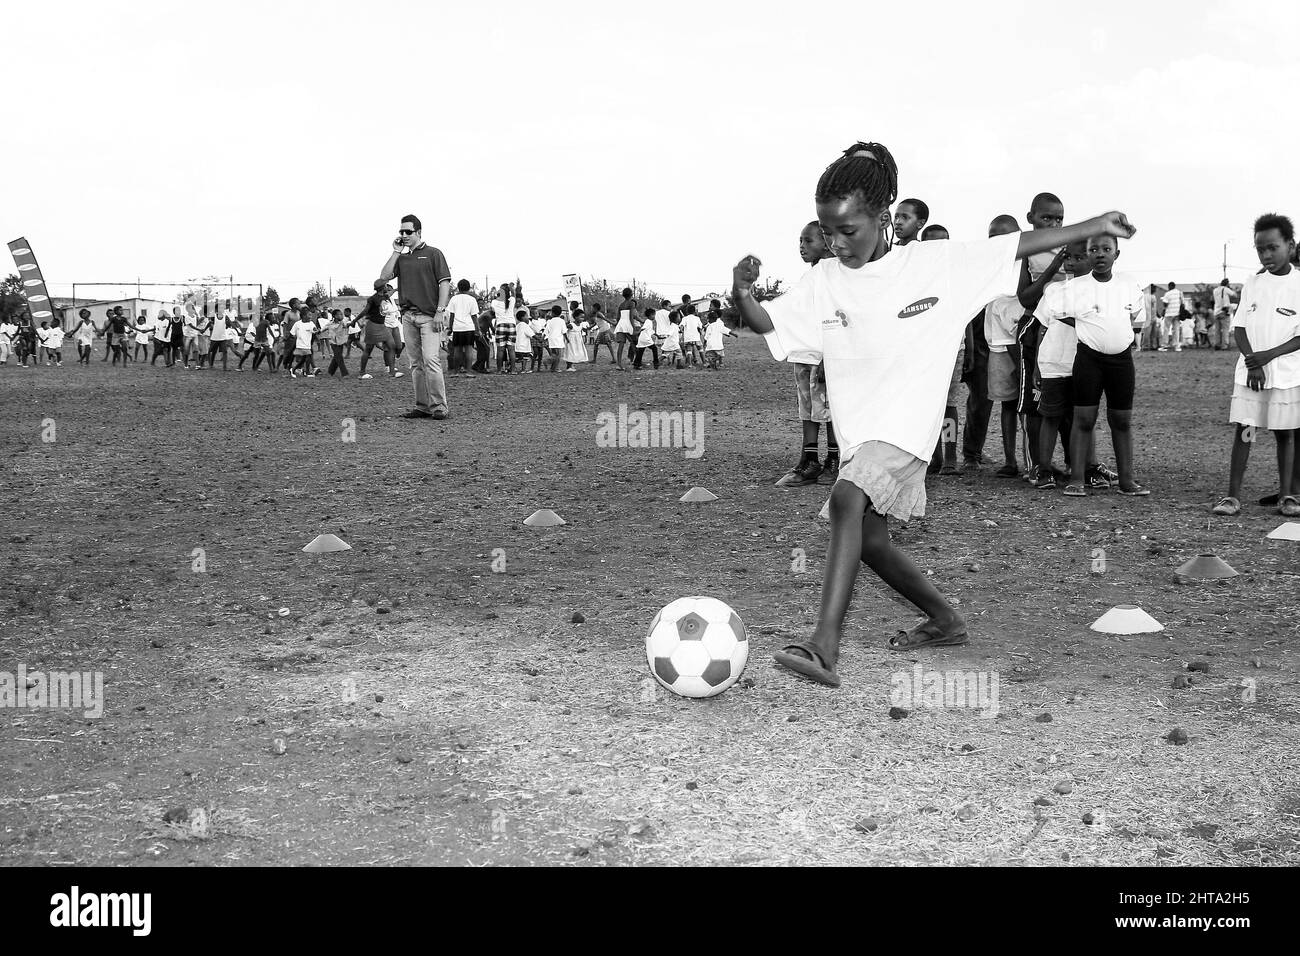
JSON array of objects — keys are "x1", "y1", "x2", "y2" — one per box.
[
  {"x1": 1212, "y1": 496, "x2": 1241, "y2": 516},
  {"x1": 888, "y1": 620, "x2": 969, "y2": 652},
  {"x1": 1259, "y1": 493, "x2": 1281, "y2": 506},
  {"x1": 1280, "y1": 495, "x2": 1300, "y2": 518},
  {"x1": 772, "y1": 642, "x2": 841, "y2": 688},
  {"x1": 1117, "y1": 483, "x2": 1151, "y2": 496},
  {"x1": 1063, "y1": 484, "x2": 1087, "y2": 497}
]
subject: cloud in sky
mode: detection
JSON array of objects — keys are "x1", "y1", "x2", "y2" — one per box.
[{"x1": 2, "y1": 0, "x2": 1296, "y2": 302}]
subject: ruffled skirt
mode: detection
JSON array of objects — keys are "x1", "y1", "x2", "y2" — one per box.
[
  {"x1": 1229, "y1": 383, "x2": 1300, "y2": 430},
  {"x1": 836, "y1": 441, "x2": 928, "y2": 522}
]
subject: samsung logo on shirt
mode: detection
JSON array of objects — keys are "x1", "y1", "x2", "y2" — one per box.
[
  {"x1": 898, "y1": 297, "x2": 939, "y2": 318},
  {"x1": 821, "y1": 310, "x2": 850, "y2": 329},
  {"x1": 1279, "y1": 307, "x2": 1296, "y2": 316}
]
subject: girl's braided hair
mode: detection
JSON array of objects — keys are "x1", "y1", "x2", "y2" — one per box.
[{"x1": 815, "y1": 141, "x2": 899, "y2": 215}]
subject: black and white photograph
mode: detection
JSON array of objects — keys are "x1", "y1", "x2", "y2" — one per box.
[{"x1": 0, "y1": 0, "x2": 1293, "y2": 928}]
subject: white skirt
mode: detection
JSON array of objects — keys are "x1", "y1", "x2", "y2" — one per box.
[
  {"x1": 1229, "y1": 383, "x2": 1300, "y2": 430},
  {"x1": 836, "y1": 441, "x2": 928, "y2": 522}
]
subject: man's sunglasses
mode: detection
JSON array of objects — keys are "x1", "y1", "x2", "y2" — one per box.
[{"x1": 398, "y1": 229, "x2": 416, "y2": 235}]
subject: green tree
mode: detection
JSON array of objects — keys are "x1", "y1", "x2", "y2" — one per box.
[
  {"x1": 336, "y1": 284, "x2": 359, "y2": 297},
  {"x1": 263, "y1": 286, "x2": 280, "y2": 309},
  {"x1": 305, "y1": 281, "x2": 329, "y2": 306},
  {"x1": 1, "y1": 274, "x2": 26, "y2": 322}
]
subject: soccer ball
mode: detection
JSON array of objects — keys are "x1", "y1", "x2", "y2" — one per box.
[{"x1": 646, "y1": 597, "x2": 748, "y2": 699}]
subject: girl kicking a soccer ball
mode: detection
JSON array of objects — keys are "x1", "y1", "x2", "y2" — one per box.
[{"x1": 731, "y1": 140, "x2": 1137, "y2": 687}]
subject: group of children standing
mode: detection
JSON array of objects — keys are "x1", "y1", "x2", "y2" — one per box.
[
  {"x1": 445, "y1": 282, "x2": 739, "y2": 376},
  {"x1": 767, "y1": 189, "x2": 1300, "y2": 523}
]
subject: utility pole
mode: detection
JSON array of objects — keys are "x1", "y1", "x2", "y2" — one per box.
[{"x1": 1223, "y1": 243, "x2": 1228, "y2": 282}]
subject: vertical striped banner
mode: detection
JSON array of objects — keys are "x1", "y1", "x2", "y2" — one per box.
[{"x1": 7, "y1": 237, "x2": 57, "y2": 326}]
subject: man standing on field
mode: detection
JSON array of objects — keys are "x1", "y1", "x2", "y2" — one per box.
[{"x1": 379, "y1": 214, "x2": 452, "y2": 419}]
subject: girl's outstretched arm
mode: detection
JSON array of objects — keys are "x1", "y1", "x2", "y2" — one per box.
[
  {"x1": 731, "y1": 256, "x2": 774, "y2": 334},
  {"x1": 1017, "y1": 212, "x2": 1136, "y2": 260}
]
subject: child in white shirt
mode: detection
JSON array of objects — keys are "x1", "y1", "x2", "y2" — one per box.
[
  {"x1": 544, "y1": 306, "x2": 568, "y2": 373},
  {"x1": 732, "y1": 139, "x2": 1135, "y2": 687},
  {"x1": 703, "y1": 314, "x2": 735, "y2": 369},
  {"x1": 512, "y1": 310, "x2": 532, "y2": 373},
  {"x1": 1212, "y1": 213, "x2": 1300, "y2": 518},
  {"x1": 1039, "y1": 237, "x2": 1148, "y2": 496},
  {"x1": 633, "y1": 307, "x2": 658, "y2": 369},
  {"x1": 661, "y1": 319, "x2": 683, "y2": 368}
]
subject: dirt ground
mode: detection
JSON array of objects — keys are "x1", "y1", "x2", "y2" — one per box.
[{"x1": 2, "y1": 337, "x2": 1298, "y2": 866}]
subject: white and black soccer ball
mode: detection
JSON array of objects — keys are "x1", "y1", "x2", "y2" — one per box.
[{"x1": 646, "y1": 597, "x2": 748, "y2": 699}]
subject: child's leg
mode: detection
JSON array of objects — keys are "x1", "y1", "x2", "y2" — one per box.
[
  {"x1": 1039, "y1": 412, "x2": 1062, "y2": 479},
  {"x1": 1107, "y1": 407, "x2": 1139, "y2": 488},
  {"x1": 1226, "y1": 424, "x2": 1252, "y2": 500},
  {"x1": 998, "y1": 402, "x2": 1018, "y2": 466},
  {"x1": 1276, "y1": 429, "x2": 1296, "y2": 500},
  {"x1": 383, "y1": 343, "x2": 395, "y2": 375},
  {"x1": 803, "y1": 483, "x2": 964, "y2": 666},
  {"x1": 1069, "y1": 405, "x2": 1098, "y2": 486}
]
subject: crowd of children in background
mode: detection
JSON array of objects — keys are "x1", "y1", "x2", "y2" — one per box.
[{"x1": 0, "y1": 281, "x2": 741, "y2": 378}]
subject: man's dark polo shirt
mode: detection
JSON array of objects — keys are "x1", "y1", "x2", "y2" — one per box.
[{"x1": 394, "y1": 243, "x2": 452, "y2": 316}]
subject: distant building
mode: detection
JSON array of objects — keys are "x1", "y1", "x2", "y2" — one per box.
[{"x1": 51, "y1": 296, "x2": 174, "y2": 329}]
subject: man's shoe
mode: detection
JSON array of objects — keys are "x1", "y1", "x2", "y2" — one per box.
[
  {"x1": 400, "y1": 410, "x2": 434, "y2": 419},
  {"x1": 1085, "y1": 466, "x2": 1111, "y2": 490},
  {"x1": 393, "y1": 371, "x2": 405, "y2": 378},
  {"x1": 431, "y1": 411, "x2": 449, "y2": 420}
]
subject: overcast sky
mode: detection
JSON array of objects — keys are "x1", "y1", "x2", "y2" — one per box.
[{"x1": 3, "y1": 0, "x2": 1297, "y2": 304}]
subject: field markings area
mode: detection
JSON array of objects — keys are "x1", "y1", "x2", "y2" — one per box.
[{"x1": 2, "y1": 340, "x2": 1298, "y2": 865}]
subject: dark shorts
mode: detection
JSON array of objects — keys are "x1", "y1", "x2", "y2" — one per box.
[
  {"x1": 1072, "y1": 342, "x2": 1136, "y2": 410},
  {"x1": 451, "y1": 330, "x2": 477, "y2": 348},
  {"x1": 363, "y1": 322, "x2": 390, "y2": 347},
  {"x1": 1037, "y1": 376, "x2": 1073, "y2": 418}
]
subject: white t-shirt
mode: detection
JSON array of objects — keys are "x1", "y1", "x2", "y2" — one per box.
[
  {"x1": 654, "y1": 310, "x2": 672, "y2": 336},
  {"x1": 1232, "y1": 267, "x2": 1300, "y2": 390},
  {"x1": 45, "y1": 328, "x2": 66, "y2": 349},
  {"x1": 135, "y1": 319, "x2": 153, "y2": 343},
  {"x1": 1039, "y1": 272, "x2": 1143, "y2": 356},
  {"x1": 545, "y1": 316, "x2": 568, "y2": 349},
  {"x1": 154, "y1": 316, "x2": 172, "y2": 341},
  {"x1": 1212, "y1": 285, "x2": 1234, "y2": 314},
  {"x1": 74, "y1": 321, "x2": 95, "y2": 344},
  {"x1": 447, "y1": 293, "x2": 478, "y2": 333},
  {"x1": 515, "y1": 319, "x2": 533, "y2": 349},
  {"x1": 184, "y1": 313, "x2": 201, "y2": 337},
  {"x1": 615, "y1": 306, "x2": 635, "y2": 335},
  {"x1": 704, "y1": 318, "x2": 733, "y2": 351},
  {"x1": 662, "y1": 326, "x2": 681, "y2": 352},
  {"x1": 681, "y1": 313, "x2": 702, "y2": 343},
  {"x1": 210, "y1": 314, "x2": 231, "y2": 342},
  {"x1": 763, "y1": 233, "x2": 1019, "y2": 462},
  {"x1": 543, "y1": 316, "x2": 569, "y2": 348},
  {"x1": 0, "y1": 322, "x2": 16, "y2": 343},
  {"x1": 380, "y1": 297, "x2": 402, "y2": 329},
  {"x1": 290, "y1": 319, "x2": 315, "y2": 350},
  {"x1": 1036, "y1": 283, "x2": 1079, "y2": 380},
  {"x1": 636, "y1": 321, "x2": 655, "y2": 348},
  {"x1": 1162, "y1": 288, "x2": 1184, "y2": 318},
  {"x1": 984, "y1": 295, "x2": 1023, "y2": 352}
]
